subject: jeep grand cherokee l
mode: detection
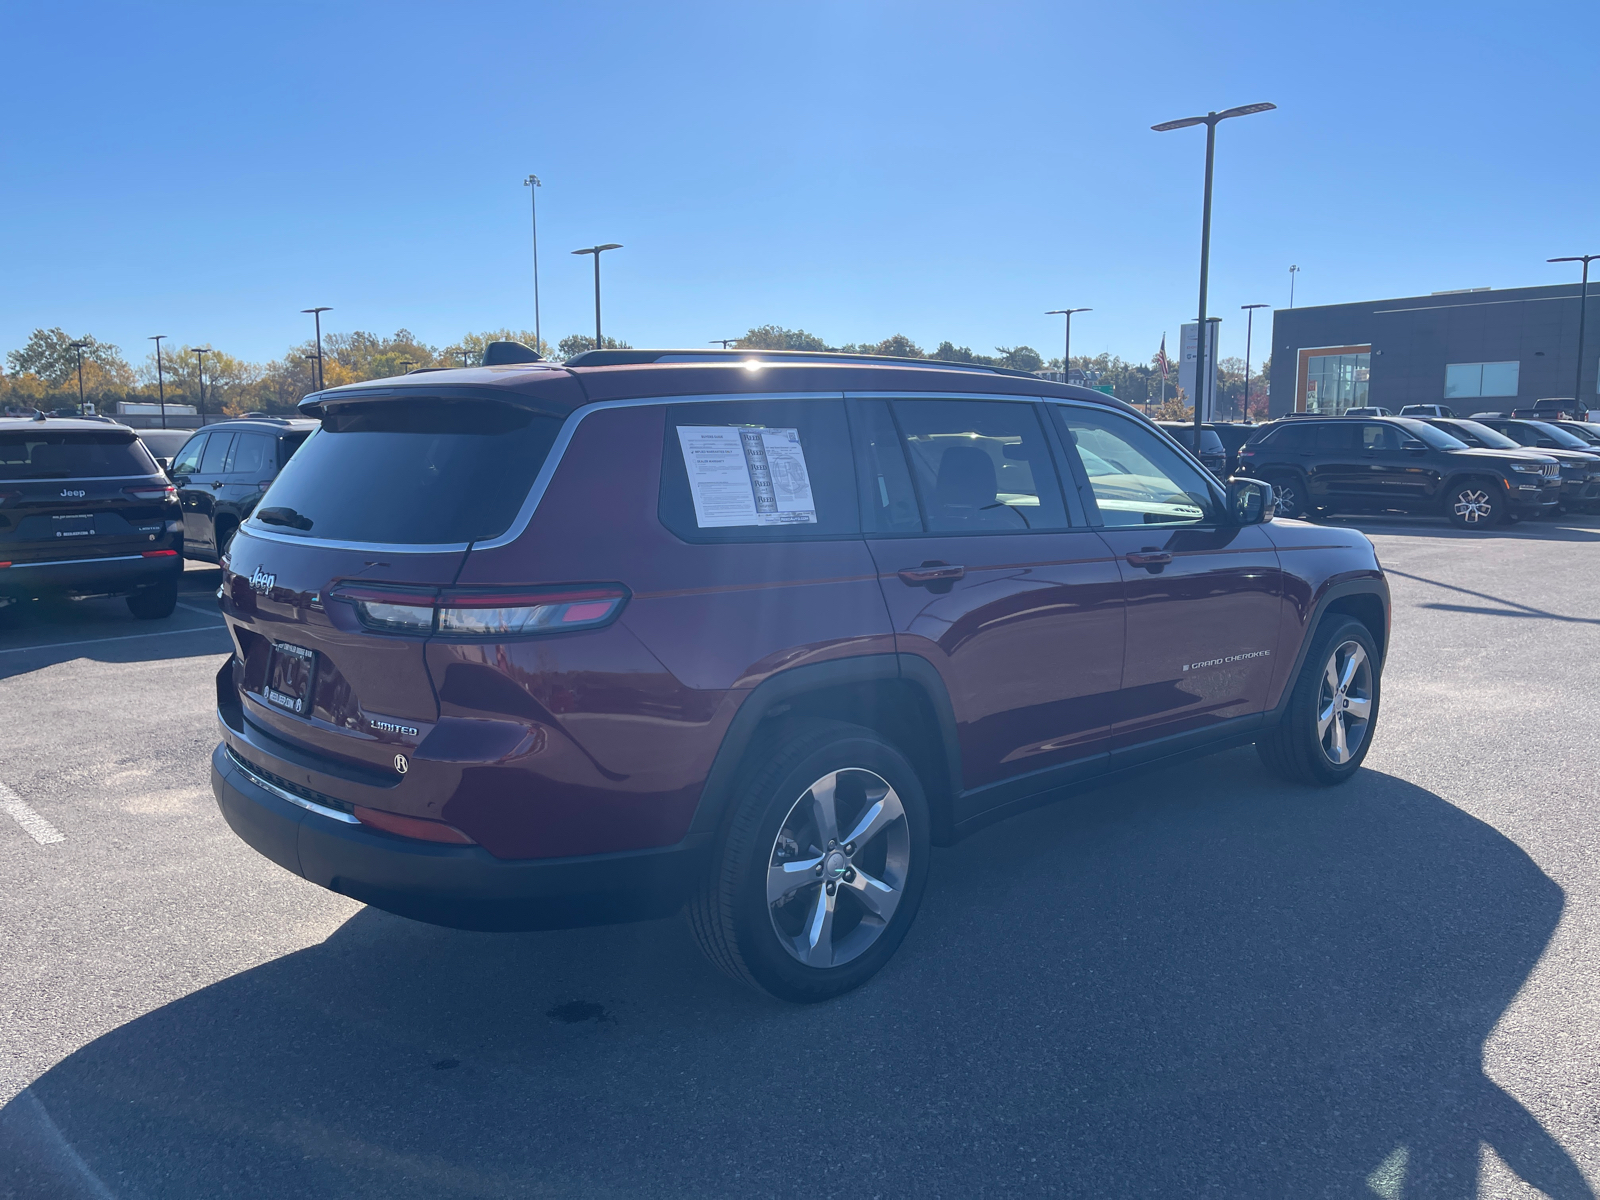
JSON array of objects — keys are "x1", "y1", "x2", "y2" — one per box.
[
  {"x1": 1, "y1": 417, "x2": 183, "y2": 617},
  {"x1": 211, "y1": 350, "x2": 1390, "y2": 1002},
  {"x1": 1235, "y1": 415, "x2": 1559, "y2": 526}
]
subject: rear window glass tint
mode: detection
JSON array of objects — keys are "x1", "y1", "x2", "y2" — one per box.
[
  {"x1": 659, "y1": 399, "x2": 858, "y2": 541},
  {"x1": 0, "y1": 431, "x2": 159, "y2": 480},
  {"x1": 278, "y1": 433, "x2": 309, "y2": 469},
  {"x1": 226, "y1": 432, "x2": 272, "y2": 475},
  {"x1": 253, "y1": 399, "x2": 562, "y2": 545}
]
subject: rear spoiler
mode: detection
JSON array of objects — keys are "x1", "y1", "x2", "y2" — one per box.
[{"x1": 297, "y1": 382, "x2": 572, "y2": 421}]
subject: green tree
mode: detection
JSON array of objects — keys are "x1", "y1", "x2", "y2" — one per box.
[
  {"x1": 5, "y1": 328, "x2": 133, "y2": 394},
  {"x1": 441, "y1": 329, "x2": 554, "y2": 368},
  {"x1": 555, "y1": 334, "x2": 630, "y2": 360},
  {"x1": 836, "y1": 334, "x2": 925, "y2": 358},
  {"x1": 737, "y1": 325, "x2": 831, "y2": 352},
  {"x1": 995, "y1": 345, "x2": 1043, "y2": 373},
  {"x1": 933, "y1": 342, "x2": 999, "y2": 366}
]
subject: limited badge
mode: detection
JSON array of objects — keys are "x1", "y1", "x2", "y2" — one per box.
[{"x1": 394, "y1": 754, "x2": 409, "y2": 775}]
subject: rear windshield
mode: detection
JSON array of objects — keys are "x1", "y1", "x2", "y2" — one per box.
[
  {"x1": 252, "y1": 399, "x2": 562, "y2": 544},
  {"x1": 0, "y1": 431, "x2": 159, "y2": 480}
]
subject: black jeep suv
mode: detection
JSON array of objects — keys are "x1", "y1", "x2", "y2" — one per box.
[
  {"x1": 1235, "y1": 415, "x2": 1560, "y2": 527},
  {"x1": 168, "y1": 416, "x2": 317, "y2": 562},
  {"x1": 0, "y1": 417, "x2": 183, "y2": 617}
]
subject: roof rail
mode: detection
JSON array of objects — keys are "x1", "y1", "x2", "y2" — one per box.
[{"x1": 562, "y1": 347, "x2": 1045, "y2": 379}]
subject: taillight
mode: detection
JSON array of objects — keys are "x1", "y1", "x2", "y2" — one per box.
[
  {"x1": 124, "y1": 484, "x2": 177, "y2": 501},
  {"x1": 330, "y1": 583, "x2": 629, "y2": 637},
  {"x1": 142, "y1": 549, "x2": 178, "y2": 557},
  {"x1": 353, "y1": 805, "x2": 476, "y2": 845}
]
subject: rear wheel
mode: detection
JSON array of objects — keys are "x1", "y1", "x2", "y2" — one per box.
[
  {"x1": 127, "y1": 580, "x2": 177, "y2": 620},
  {"x1": 1257, "y1": 617, "x2": 1380, "y2": 786},
  {"x1": 216, "y1": 521, "x2": 237, "y2": 560},
  {"x1": 686, "y1": 720, "x2": 930, "y2": 1003},
  {"x1": 1446, "y1": 479, "x2": 1501, "y2": 528}
]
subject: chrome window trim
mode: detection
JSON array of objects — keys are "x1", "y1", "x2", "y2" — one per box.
[
  {"x1": 224, "y1": 744, "x2": 360, "y2": 825},
  {"x1": 237, "y1": 388, "x2": 1142, "y2": 555},
  {"x1": 4, "y1": 553, "x2": 148, "y2": 568},
  {"x1": 0, "y1": 474, "x2": 171, "y2": 484}
]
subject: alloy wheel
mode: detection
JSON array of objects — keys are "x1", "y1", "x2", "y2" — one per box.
[
  {"x1": 1274, "y1": 481, "x2": 1301, "y2": 517},
  {"x1": 1317, "y1": 640, "x2": 1373, "y2": 766},
  {"x1": 766, "y1": 769, "x2": 909, "y2": 969},
  {"x1": 1453, "y1": 488, "x2": 1493, "y2": 523}
]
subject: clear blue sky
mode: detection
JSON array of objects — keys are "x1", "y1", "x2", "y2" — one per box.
[{"x1": 3, "y1": 0, "x2": 1596, "y2": 370}]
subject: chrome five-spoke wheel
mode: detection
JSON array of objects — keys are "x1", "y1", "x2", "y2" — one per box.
[
  {"x1": 767, "y1": 768, "x2": 909, "y2": 969},
  {"x1": 1317, "y1": 639, "x2": 1373, "y2": 765}
]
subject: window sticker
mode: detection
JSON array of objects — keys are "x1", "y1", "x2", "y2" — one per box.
[{"x1": 676, "y1": 425, "x2": 817, "y2": 527}]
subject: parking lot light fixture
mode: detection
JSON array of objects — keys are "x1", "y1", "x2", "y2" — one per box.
[
  {"x1": 192, "y1": 346, "x2": 213, "y2": 417},
  {"x1": 1548, "y1": 254, "x2": 1599, "y2": 418},
  {"x1": 571, "y1": 244, "x2": 623, "y2": 348},
  {"x1": 524, "y1": 175, "x2": 542, "y2": 352},
  {"x1": 300, "y1": 307, "x2": 331, "y2": 390},
  {"x1": 710, "y1": 339, "x2": 739, "y2": 349},
  {"x1": 1241, "y1": 304, "x2": 1269, "y2": 421},
  {"x1": 68, "y1": 340, "x2": 90, "y2": 408},
  {"x1": 1152, "y1": 102, "x2": 1277, "y2": 450},
  {"x1": 148, "y1": 335, "x2": 168, "y2": 428},
  {"x1": 1046, "y1": 309, "x2": 1091, "y2": 384},
  {"x1": 1289, "y1": 265, "x2": 1300, "y2": 308}
]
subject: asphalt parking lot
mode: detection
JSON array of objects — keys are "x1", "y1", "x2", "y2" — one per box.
[{"x1": 2, "y1": 521, "x2": 1598, "y2": 1200}]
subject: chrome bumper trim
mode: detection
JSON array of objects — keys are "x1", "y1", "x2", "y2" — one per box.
[{"x1": 223, "y1": 744, "x2": 360, "y2": 825}]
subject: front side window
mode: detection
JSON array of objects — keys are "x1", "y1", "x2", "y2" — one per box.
[
  {"x1": 1444, "y1": 361, "x2": 1520, "y2": 399},
  {"x1": 200, "y1": 432, "x2": 234, "y2": 475},
  {"x1": 1360, "y1": 424, "x2": 1398, "y2": 451},
  {"x1": 889, "y1": 399, "x2": 1069, "y2": 533},
  {"x1": 171, "y1": 435, "x2": 207, "y2": 476},
  {"x1": 1057, "y1": 407, "x2": 1214, "y2": 527}
]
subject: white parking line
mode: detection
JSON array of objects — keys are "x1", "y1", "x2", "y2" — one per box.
[
  {"x1": 0, "y1": 623, "x2": 227, "y2": 656},
  {"x1": 1, "y1": 782, "x2": 64, "y2": 845},
  {"x1": 176, "y1": 600, "x2": 219, "y2": 617}
]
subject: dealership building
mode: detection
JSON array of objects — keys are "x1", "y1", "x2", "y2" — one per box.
[{"x1": 1266, "y1": 282, "x2": 1596, "y2": 418}]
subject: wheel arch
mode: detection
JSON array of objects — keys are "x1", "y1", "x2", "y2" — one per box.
[
  {"x1": 689, "y1": 654, "x2": 964, "y2": 847},
  {"x1": 1269, "y1": 577, "x2": 1391, "y2": 719}
]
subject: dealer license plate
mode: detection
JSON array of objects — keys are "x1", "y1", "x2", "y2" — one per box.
[
  {"x1": 264, "y1": 642, "x2": 317, "y2": 715},
  {"x1": 51, "y1": 514, "x2": 95, "y2": 538}
]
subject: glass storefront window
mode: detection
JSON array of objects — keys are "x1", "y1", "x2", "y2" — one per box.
[
  {"x1": 1304, "y1": 352, "x2": 1372, "y2": 415},
  {"x1": 1444, "y1": 361, "x2": 1520, "y2": 399}
]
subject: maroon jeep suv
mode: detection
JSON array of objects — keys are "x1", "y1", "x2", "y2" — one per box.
[{"x1": 211, "y1": 350, "x2": 1389, "y2": 1002}]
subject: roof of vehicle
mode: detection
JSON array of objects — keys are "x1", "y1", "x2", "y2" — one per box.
[
  {"x1": 0, "y1": 416, "x2": 138, "y2": 434},
  {"x1": 296, "y1": 352, "x2": 1128, "y2": 419},
  {"x1": 192, "y1": 416, "x2": 320, "y2": 431}
]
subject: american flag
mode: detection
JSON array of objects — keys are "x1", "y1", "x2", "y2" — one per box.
[{"x1": 1156, "y1": 334, "x2": 1170, "y2": 380}]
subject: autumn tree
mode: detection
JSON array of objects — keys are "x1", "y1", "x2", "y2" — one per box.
[
  {"x1": 555, "y1": 334, "x2": 630, "y2": 360},
  {"x1": 737, "y1": 325, "x2": 831, "y2": 351}
]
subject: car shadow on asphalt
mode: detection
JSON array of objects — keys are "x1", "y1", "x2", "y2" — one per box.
[
  {"x1": 1319, "y1": 513, "x2": 1600, "y2": 542},
  {"x1": 2, "y1": 750, "x2": 1591, "y2": 1198},
  {"x1": 0, "y1": 569, "x2": 228, "y2": 681}
]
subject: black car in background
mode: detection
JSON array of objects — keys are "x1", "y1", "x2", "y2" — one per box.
[
  {"x1": 169, "y1": 417, "x2": 316, "y2": 562},
  {"x1": 135, "y1": 428, "x2": 194, "y2": 471},
  {"x1": 1235, "y1": 415, "x2": 1560, "y2": 527},
  {"x1": 0, "y1": 417, "x2": 183, "y2": 618},
  {"x1": 1155, "y1": 421, "x2": 1227, "y2": 476},
  {"x1": 1208, "y1": 421, "x2": 1265, "y2": 475},
  {"x1": 1458, "y1": 417, "x2": 1600, "y2": 512}
]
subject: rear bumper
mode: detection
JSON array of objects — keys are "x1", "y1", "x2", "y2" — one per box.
[
  {"x1": 0, "y1": 550, "x2": 181, "y2": 599},
  {"x1": 211, "y1": 740, "x2": 712, "y2": 931}
]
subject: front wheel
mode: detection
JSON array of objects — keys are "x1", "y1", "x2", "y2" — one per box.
[
  {"x1": 1257, "y1": 617, "x2": 1380, "y2": 786},
  {"x1": 1446, "y1": 480, "x2": 1501, "y2": 528},
  {"x1": 686, "y1": 720, "x2": 931, "y2": 1003}
]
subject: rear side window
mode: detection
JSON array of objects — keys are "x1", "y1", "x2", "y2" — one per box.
[
  {"x1": 225, "y1": 432, "x2": 273, "y2": 475},
  {"x1": 1315, "y1": 423, "x2": 1358, "y2": 452},
  {"x1": 1261, "y1": 424, "x2": 1310, "y2": 452},
  {"x1": 659, "y1": 398, "x2": 858, "y2": 541},
  {"x1": 0, "y1": 431, "x2": 159, "y2": 480},
  {"x1": 278, "y1": 432, "x2": 309, "y2": 469},
  {"x1": 255, "y1": 399, "x2": 562, "y2": 545}
]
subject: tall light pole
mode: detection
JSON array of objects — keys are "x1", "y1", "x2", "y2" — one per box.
[
  {"x1": 1152, "y1": 101, "x2": 1277, "y2": 452},
  {"x1": 299, "y1": 354, "x2": 319, "y2": 398},
  {"x1": 68, "y1": 340, "x2": 90, "y2": 409},
  {"x1": 300, "y1": 306, "x2": 331, "y2": 390},
  {"x1": 192, "y1": 346, "x2": 213, "y2": 418},
  {"x1": 1549, "y1": 254, "x2": 1598, "y2": 419},
  {"x1": 571, "y1": 244, "x2": 622, "y2": 349},
  {"x1": 1046, "y1": 308, "x2": 1091, "y2": 384},
  {"x1": 710, "y1": 339, "x2": 739, "y2": 349},
  {"x1": 1288, "y1": 264, "x2": 1300, "y2": 308},
  {"x1": 148, "y1": 335, "x2": 168, "y2": 428},
  {"x1": 1241, "y1": 303, "x2": 1269, "y2": 422},
  {"x1": 524, "y1": 174, "x2": 542, "y2": 353}
]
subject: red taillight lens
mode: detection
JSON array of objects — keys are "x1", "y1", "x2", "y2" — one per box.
[
  {"x1": 141, "y1": 549, "x2": 179, "y2": 557},
  {"x1": 436, "y1": 586, "x2": 629, "y2": 636},
  {"x1": 124, "y1": 484, "x2": 177, "y2": 501},
  {"x1": 353, "y1": 805, "x2": 476, "y2": 845},
  {"x1": 330, "y1": 583, "x2": 629, "y2": 636}
]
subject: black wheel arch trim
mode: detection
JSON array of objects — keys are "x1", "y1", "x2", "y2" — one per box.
[
  {"x1": 1268, "y1": 575, "x2": 1390, "y2": 721},
  {"x1": 688, "y1": 653, "x2": 964, "y2": 844}
]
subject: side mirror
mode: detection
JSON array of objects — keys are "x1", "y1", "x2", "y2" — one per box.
[
  {"x1": 1402, "y1": 439, "x2": 1427, "y2": 453},
  {"x1": 1228, "y1": 477, "x2": 1273, "y2": 525},
  {"x1": 157, "y1": 457, "x2": 172, "y2": 472}
]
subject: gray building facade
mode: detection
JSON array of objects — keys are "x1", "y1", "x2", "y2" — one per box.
[{"x1": 1267, "y1": 283, "x2": 1597, "y2": 418}]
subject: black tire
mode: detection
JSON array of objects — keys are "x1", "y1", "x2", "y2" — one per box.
[
  {"x1": 1445, "y1": 478, "x2": 1502, "y2": 528},
  {"x1": 1267, "y1": 473, "x2": 1308, "y2": 519},
  {"x1": 686, "y1": 719, "x2": 931, "y2": 1003},
  {"x1": 126, "y1": 580, "x2": 178, "y2": 620},
  {"x1": 216, "y1": 521, "x2": 237, "y2": 560},
  {"x1": 1256, "y1": 617, "x2": 1380, "y2": 786}
]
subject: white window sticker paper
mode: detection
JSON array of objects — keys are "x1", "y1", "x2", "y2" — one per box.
[{"x1": 676, "y1": 425, "x2": 817, "y2": 527}]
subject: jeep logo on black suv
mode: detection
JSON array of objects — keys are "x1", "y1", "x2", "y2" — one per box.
[
  {"x1": 248, "y1": 566, "x2": 276, "y2": 595},
  {"x1": 60, "y1": 489, "x2": 85, "y2": 498}
]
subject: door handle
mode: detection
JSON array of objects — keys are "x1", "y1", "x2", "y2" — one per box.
[
  {"x1": 898, "y1": 563, "x2": 965, "y2": 587},
  {"x1": 210, "y1": 481, "x2": 224, "y2": 488},
  {"x1": 1125, "y1": 549, "x2": 1173, "y2": 570}
]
